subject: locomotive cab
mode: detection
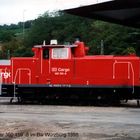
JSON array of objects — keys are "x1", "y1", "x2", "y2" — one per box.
[{"x1": 32, "y1": 40, "x2": 89, "y2": 60}]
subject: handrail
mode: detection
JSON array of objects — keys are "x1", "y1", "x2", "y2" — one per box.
[
  {"x1": 113, "y1": 60, "x2": 135, "y2": 93},
  {"x1": 13, "y1": 68, "x2": 31, "y2": 84},
  {"x1": 13, "y1": 68, "x2": 31, "y2": 100}
]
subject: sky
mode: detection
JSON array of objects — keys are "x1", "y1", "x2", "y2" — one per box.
[
  {"x1": 0, "y1": 0, "x2": 91, "y2": 25},
  {"x1": 0, "y1": 0, "x2": 110, "y2": 25}
]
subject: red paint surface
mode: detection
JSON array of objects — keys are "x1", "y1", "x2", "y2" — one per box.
[{"x1": 0, "y1": 42, "x2": 140, "y2": 87}]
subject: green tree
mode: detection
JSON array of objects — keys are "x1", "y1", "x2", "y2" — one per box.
[
  {"x1": 0, "y1": 30, "x2": 15, "y2": 42},
  {"x1": 89, "y1": 21, "x2": 140, "y2": 55},
  {"x1": 2, "y1": 38, "x2": 24, "y2": 58},
  {"x1": 1, "y1": 11, "x2": 140, "y2": 58},
  {"x1": 24, "y1": 11, "x2": 93, "y2": 48}
]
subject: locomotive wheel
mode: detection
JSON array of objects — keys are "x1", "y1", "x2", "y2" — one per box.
[
  {"x1": 10, "y1": 98, "x2": 14, "y2": 104},
  {"x1": 137, "y1": 100, "x2": 140, "y2": 107},
  {"x1": 10, "y1": 97, "x2": 18, "y2": 104}
]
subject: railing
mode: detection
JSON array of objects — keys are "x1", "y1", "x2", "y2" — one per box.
[
  {"x1": 13, "y1": 68, "x2": 31, "y2": 100},
  {"x1": 113, "y1": 60, "x2": 135, "y2": 93},
  {"x1": 13, "y1": 68, "x2": 31, "y2": 84}
]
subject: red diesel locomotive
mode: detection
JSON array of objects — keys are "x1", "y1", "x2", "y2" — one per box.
[{"x1": 0, "y1": 40, "x2": 140, "y2": 103}]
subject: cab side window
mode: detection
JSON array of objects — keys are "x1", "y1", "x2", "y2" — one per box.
[
  {"x1": 52, "y1": 48, "x2": 68, "y2": 59},
  {"x1": 43, "y1": 49, "x2": 49, "y2": 59}
]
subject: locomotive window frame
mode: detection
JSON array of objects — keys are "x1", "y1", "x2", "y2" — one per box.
[{"x1": 52, "y1": 48, "x2": 69, "y2": 59}]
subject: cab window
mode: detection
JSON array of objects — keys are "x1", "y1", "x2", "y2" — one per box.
[
  {"x1": 52, "y1": 48, "x2": 68, "y2": 59},
  {"x1": 43, "y1": 48, "x2": 49, "y2": 59}
]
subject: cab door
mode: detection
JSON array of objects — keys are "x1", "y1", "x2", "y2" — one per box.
[
  {"x1": 40, "y1": 48, "x2": 50, "y2": 84},
  {"x1": 50, "y1": 47, "x2": 73, "y2": 84}
]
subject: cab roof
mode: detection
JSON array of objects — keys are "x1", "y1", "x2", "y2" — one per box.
[{"x1": 34, "y1": 44, "x2": 77, "y2": 48}]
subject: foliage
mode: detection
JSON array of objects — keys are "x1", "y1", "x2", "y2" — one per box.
[
  {"x1": 0, "y1": 11, "x2": 140, "y2": 58},
  {"x1": 122, "y1": 47, "x2": 136, "y2": 55},
  {"x1": 24, "y1": 11, "x2": 93, "y2": 48},
  {"x1": 2, "y1": 38, "x2": 24, "y2": 58},
  {"x1": 0, "y1": 20, "x2": 32, "y2": 58},
  {"x1": 89, "y1": 21, "x2": 140, "y2": 55},
  {"x1": 24, "y1": 11, "x2": 140, "y2": 56},
  {"x1": 0, "y1": 30, "x2": 15, "y2": 42}
]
